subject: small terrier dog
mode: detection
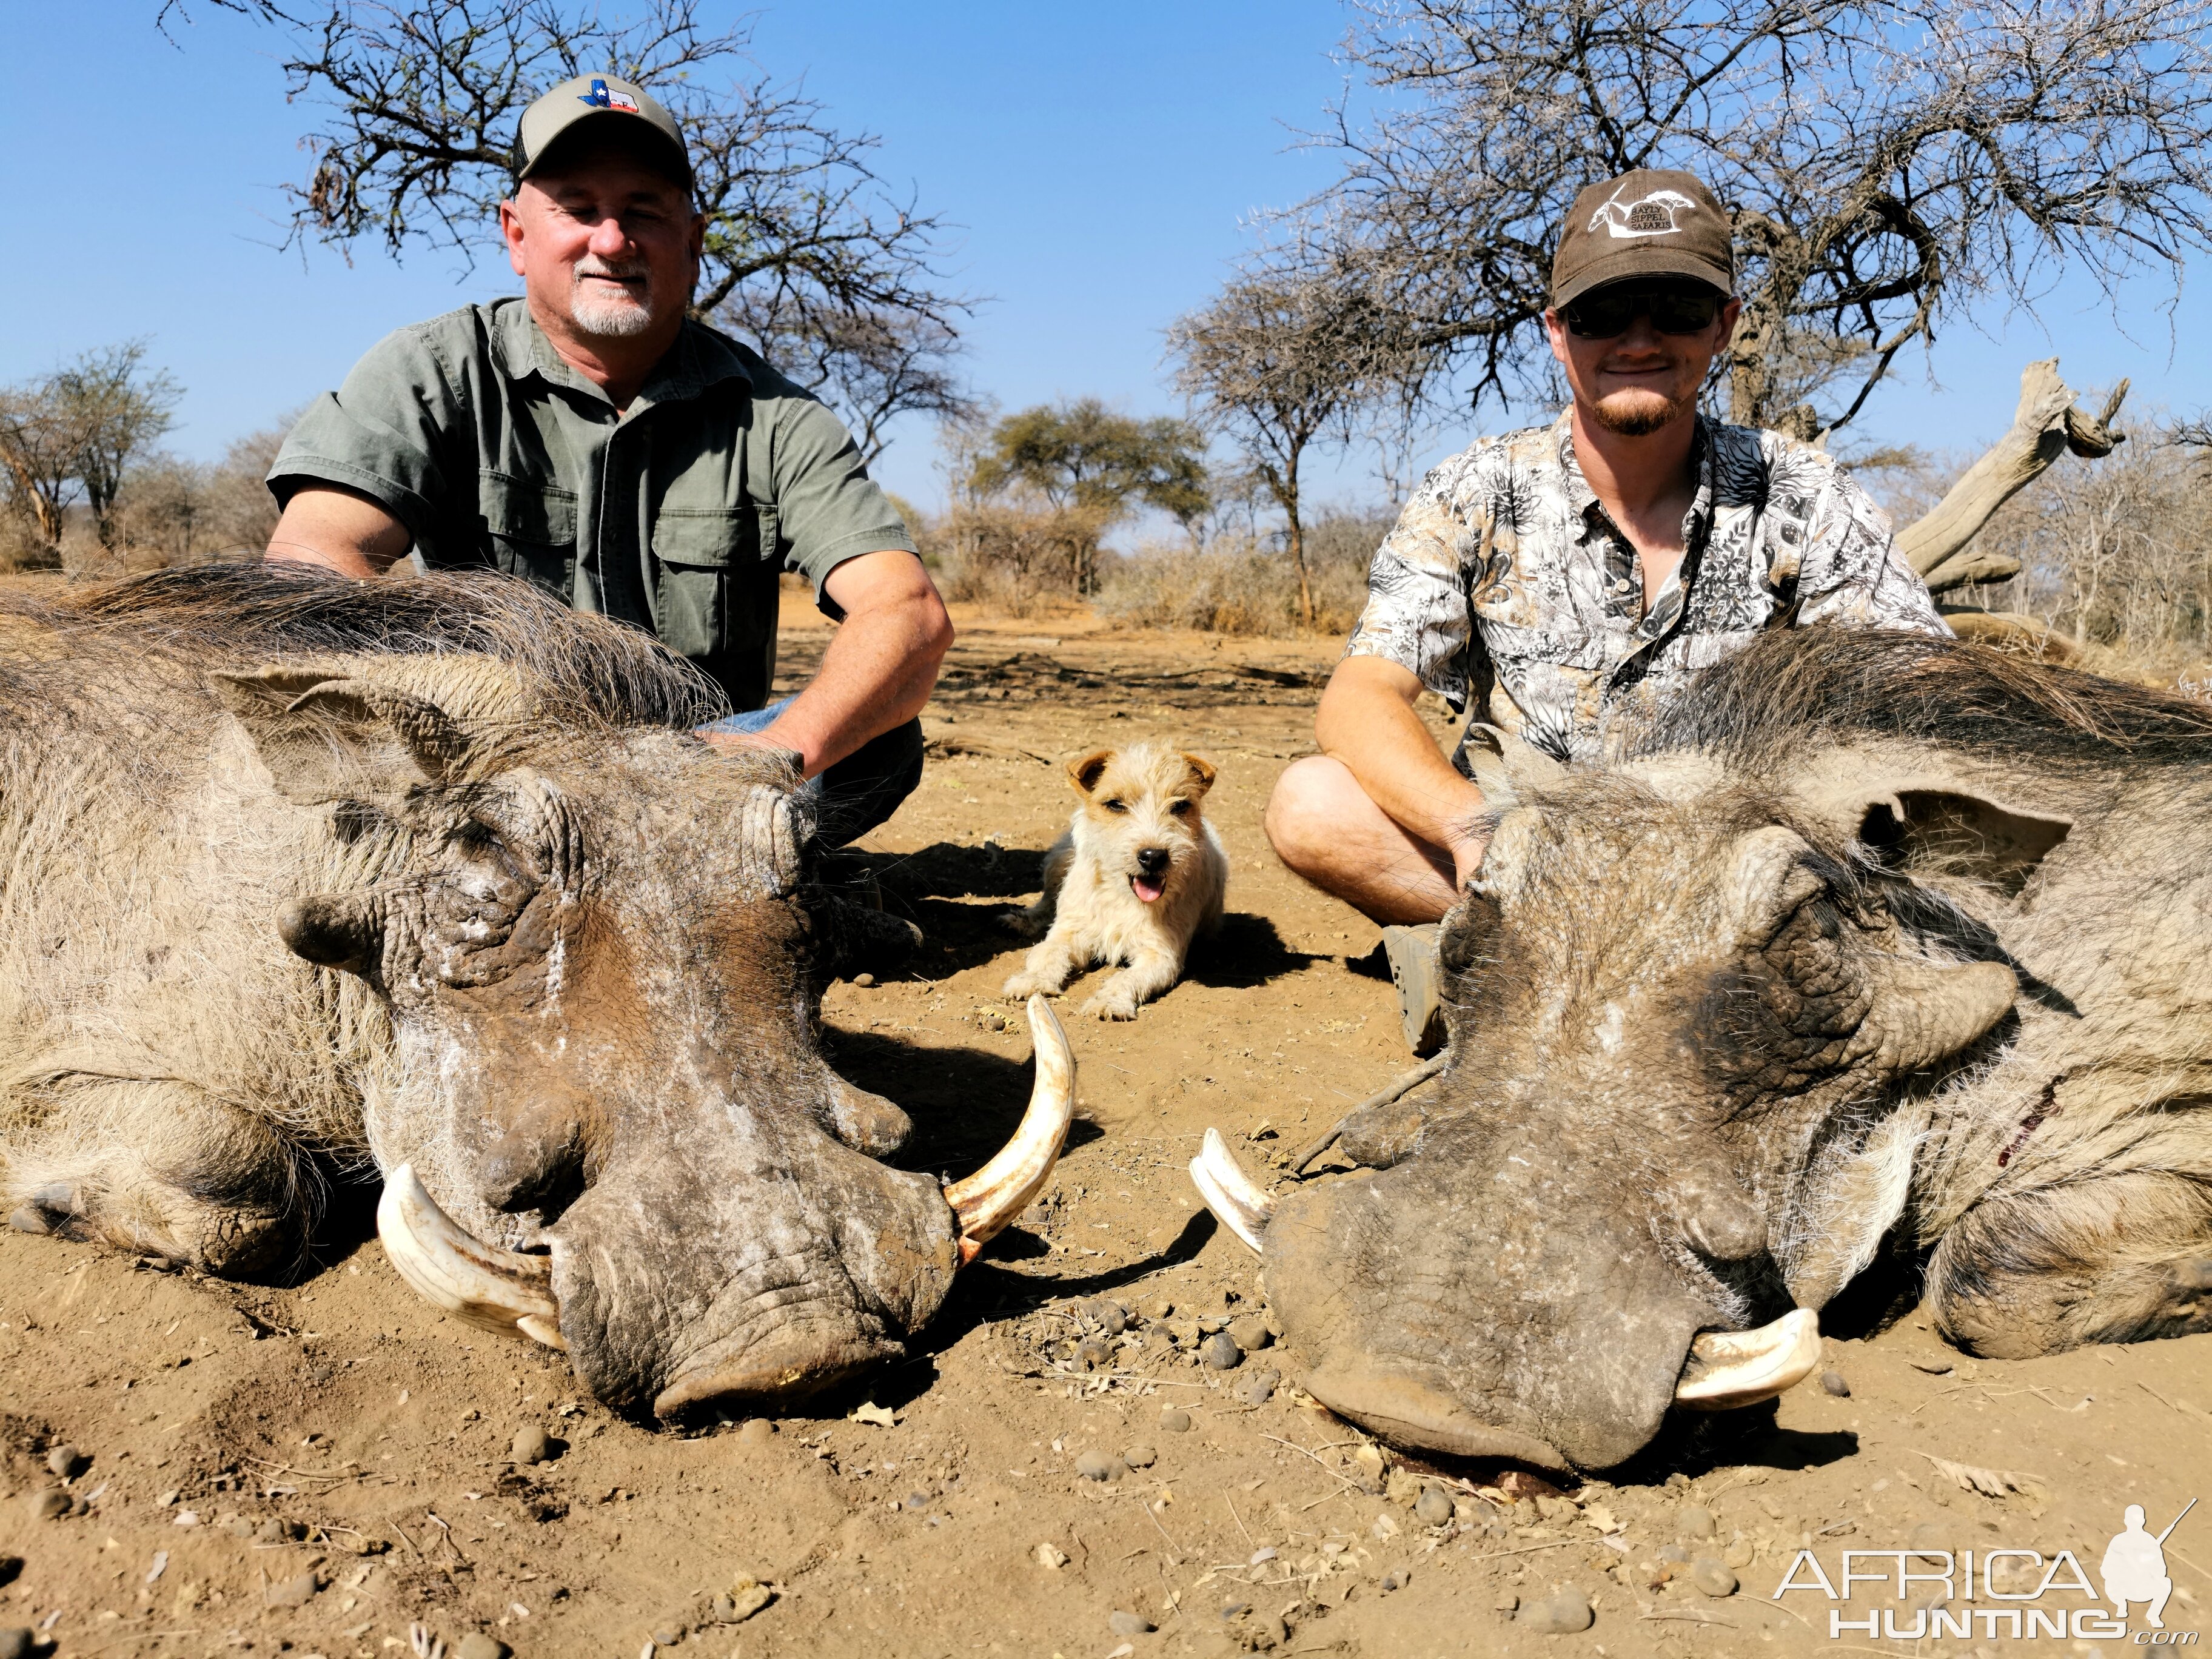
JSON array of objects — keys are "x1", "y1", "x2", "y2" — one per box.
[{"x1": 1004, "y1": 741, "x2": 1228, "y2": 1020}]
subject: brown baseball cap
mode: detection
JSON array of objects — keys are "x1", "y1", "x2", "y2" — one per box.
[
  {"x1": 1550, "y1": 169, "x2": 1733, "y2": 308},
  {"x1": 514, "y1": 74, "x2": 692, "y2": 188}
]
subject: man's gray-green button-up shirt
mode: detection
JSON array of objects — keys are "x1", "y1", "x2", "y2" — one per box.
[{"x1": 268, "y1": 298, "x2": 917, "y2": 713}]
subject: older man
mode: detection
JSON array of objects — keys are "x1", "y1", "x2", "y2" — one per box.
[
  {"x1": 1265, "y1": 167, "x2": 1948, "y2": 1051},
  {"x1": 264, "y1": 75, "x2": 950, "y2": 850}
]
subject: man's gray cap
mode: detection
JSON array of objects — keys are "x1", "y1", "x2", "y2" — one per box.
[
  {"x1": 1550, "y1": 168, "x2": 1734, "y2": 307},
  {"x1": 514, "y1": 73, "x2": 692, "y2": 187}
]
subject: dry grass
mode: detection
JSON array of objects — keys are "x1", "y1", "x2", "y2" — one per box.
[
  {"x1": 1096, "y1": 537, "x2": 1367, "y2": 636},
  {"x1": 1094, "y1": 508, "x2": 1393, "y2": 639}
]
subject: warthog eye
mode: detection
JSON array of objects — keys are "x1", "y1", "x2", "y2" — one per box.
[{"x1": 414, "y1": 804, "x2": 566, "y2": 990}]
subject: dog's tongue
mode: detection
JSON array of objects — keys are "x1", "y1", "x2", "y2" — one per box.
[{"x1": 1131, "y1": 876, "x2": 1164, "y2": 903}]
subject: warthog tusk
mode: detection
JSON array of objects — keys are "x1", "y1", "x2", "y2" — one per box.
[
  {"x1": 377, "y1": 1162, "x2": 566, "y2": 1350},
  {"x1": 1190, "y1": 1128, "x2": 1275, "y2": 1253},
  {"x1": 1673, "y1": 1307, "x2": 1820, "y2": 1410},
  {"x1": 946, "y1": 995, "x2": 1074, "y2": 1265}
]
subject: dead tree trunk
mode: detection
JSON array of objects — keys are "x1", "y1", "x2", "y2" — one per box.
[{"x1": 1897, "y1": 359, "x2": 2128, "y2": 596}]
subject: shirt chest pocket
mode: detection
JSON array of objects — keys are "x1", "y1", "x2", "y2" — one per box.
[
  {"x1": 480, "y1": 472, "x2": 578, "y2": 592},
  {"x1": 1470, "y1": 582, "x2": 1598, "y2": 671},
  {"x1": 652, "y1": 506, "x2": 769, "y2": 660}
]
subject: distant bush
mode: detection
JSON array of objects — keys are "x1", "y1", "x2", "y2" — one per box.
[
  {"x1": 1097, "y1": 507, "x2": 1392, "y2": 637},
  {"x1": 1, "y1": 420, "x2": 290, "y2": 578},
  {"x1": 922, "y1": 500, "x2": 1113, "y2": 617}
]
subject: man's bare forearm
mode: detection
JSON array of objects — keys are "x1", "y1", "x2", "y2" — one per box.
[
  {"x1": 708, "y1": 548, "x2": 953, "y2": 778},
  {"x1": 265, "y1": 486, "x2": 413, "y2": 576},
  {"x1": 1315, "y1": 656, "x2": 1490, "y2": 882},
  {"x1": 745, "y1": 595, "x2": 949, "y2": 776}
]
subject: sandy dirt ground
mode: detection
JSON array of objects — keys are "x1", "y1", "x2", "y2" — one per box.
[{"x1": 3, "y1": 591, "x2": 2210, "y2": 1659}]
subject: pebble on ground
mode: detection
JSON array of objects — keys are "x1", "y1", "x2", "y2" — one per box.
[
  {"x1": 1199, "y1": 1331, "x2": 1242, "y2": 1369},
  {"x1": 1517, "y1": 1585, "x2": 1594, "y2": 1634}
]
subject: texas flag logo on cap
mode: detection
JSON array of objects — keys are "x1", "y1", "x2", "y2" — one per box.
[{"x1": 578, "y1": 77, "x2": 640, "y2": 113}]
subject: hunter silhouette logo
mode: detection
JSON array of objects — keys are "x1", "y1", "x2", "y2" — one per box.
[
  {"x1": 1589, "y1": 184, "x2": 1700, "y2": 239},
  {"x1": 2104, "y1": 1500, "x2": 2193, "y2": 1629}
]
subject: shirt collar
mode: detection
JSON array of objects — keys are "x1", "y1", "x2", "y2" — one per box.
[{"x1": 1555, "y1": 407, "x2": 1717, "y2": 541}]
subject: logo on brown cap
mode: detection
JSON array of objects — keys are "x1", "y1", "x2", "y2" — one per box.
[
  {"x1": 1551, "y1": 168, "x2": 1734, "y2": 307},
  {"x1": 1588, "y1": 184, "x2": 1701, "y2": 240}
]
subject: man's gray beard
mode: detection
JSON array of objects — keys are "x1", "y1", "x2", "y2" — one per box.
[
  {"x1": 1590, "y1": 387, "x2": 1695, "y2": 437},
  {"x1": 568, "y1": 284, "x2": 658, "y2": 339}
]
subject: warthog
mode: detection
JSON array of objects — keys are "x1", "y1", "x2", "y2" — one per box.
[
  {"x1": 0, "y1": 566, "x2": 1071, "y2": 1415},
  {"x1": 1195, "y1": 629, "x2": 2212, "y2": 1469}
]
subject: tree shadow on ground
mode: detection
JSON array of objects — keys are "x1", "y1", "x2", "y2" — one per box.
[
  {"x1": 854, "y1": 840, "x2": 1051, "y2": 903},
  {"x1": 843, "y1": 846, "x2": 1329, "y2": 988}
]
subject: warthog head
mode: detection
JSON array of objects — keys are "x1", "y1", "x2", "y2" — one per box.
[
  {"x1": 216, "y1": 657, "x2": 1068, "y2": 1417},
  {"x1": 1198, "y1": 727, "x2": 2060, "y2": 1469}
]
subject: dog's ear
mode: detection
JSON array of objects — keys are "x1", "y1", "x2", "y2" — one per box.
[
  {"x1": 1068, "y1": 749, "x2": 1116, "y2": 794},
  {"x1": 1181, "y1": 753, "x2": 1218, "y2": 795}
]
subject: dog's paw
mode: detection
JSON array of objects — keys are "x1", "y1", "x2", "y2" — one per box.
[
  {"x1": 997, "y1": 908, "x2": 1044, "y2": 939},
  {"x1": 1081, "y1": 993, "x2": 1141, "y2": 1022},
  {"x1": 1002, "y1": 972, "x2": 1046, "y2": 1000}
]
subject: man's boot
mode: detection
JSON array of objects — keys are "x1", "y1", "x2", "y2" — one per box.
[{"x1": 1381, "y1": 922, "x2": 1447, "y2": 1056}]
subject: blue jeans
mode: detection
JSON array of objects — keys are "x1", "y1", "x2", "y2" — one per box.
[{"x1": 705, "y1": 697, "x2": 925, "y2": 850}]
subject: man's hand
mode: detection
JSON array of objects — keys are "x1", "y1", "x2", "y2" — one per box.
[
  {"x1": 1265, "y1": 655, "x2": 1489, "y2": 925},
  {"x1": 1317, "y1": 656, "x2": 1491, "y2": 869},
  {"x1": 703, "y1": 549, "x2": 951, "y2": 778},
  {"x1": 266, "y1": 486, "x2": 412, "y2": 577}
]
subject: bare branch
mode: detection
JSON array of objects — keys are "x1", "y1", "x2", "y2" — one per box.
[
  {"x1": 1899, "y1": 357, "x2": 2127, "y2": 588},
  {"x1": 264, "y1": 0, "x2": 973, "y2": 453},
  {"x1": 1167, "y1": 252, "x2": 1408, "y2": 623},
  {"x1": 1280, "y1": 0, "x2": 2212, "y2": 432}
]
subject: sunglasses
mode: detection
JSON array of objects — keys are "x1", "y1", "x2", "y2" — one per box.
[{"x1": 1561, "y1": 284, "x2": 1728, "y2": 339}]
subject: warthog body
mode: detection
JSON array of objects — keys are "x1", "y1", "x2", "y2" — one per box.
[
  {"x1": 1255, "y1": 630, "x2": 2212, "y2": 1469},
  {"x1": 0, "y1": 567, "x2": 1064, "y2": 1415}
]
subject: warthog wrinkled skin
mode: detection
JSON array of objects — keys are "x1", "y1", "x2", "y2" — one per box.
[
  {"x1": 0, "y1": 566, "x2": 957, "y2": 1415},
  {"x1": 1266, "y1": 630, "x2": 2212, "y2": 1470}
]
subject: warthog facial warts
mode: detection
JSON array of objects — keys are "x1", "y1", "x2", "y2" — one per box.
[
  {"x1": 0, "y1": 566, "x2": 1071, "y2": 1416},
  {"x1": 1197, "y1": 629, "x2": 2212, "y2": 1470}
]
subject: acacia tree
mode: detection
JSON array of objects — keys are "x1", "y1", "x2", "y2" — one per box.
[
  {"x1": 242, "y1": 0, "x2": 971, "y2": 451},
  {"x1": 965, "y1": 400, "x2": 1210, "y2": 592},
  {"x1": 61, "y1": 344, "x2": 183, "y2": 549},
  {"x1": 0, "y1": 344, "x2": 179, "y2": 552},
  {"x1": 1168, "y1": 257, "x2": 1401, "y2": 625},
  {"x1": 1295, "y1": 0, "x2": 2212, "y2": 440}
]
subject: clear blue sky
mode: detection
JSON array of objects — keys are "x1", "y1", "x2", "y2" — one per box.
[{"x1": 2, "y1": 0, "x2": 2202, "y2": 515}]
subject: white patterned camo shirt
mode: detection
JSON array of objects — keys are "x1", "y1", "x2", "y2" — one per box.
[{"x1": 1346, "y1": 411, "x2": 1949, "y2": 763}]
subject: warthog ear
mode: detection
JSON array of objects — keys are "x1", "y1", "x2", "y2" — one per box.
[
  {"x1": 1460, "y1": 722, "x2": 1568, "y2": 813},
  {"x1": 1787, "y1": 760, "x2": 2071, "y2": 900},
  {"x1": 211, "y1": 668, "x2": 471, "y2": 806},
  {"x1": 1858, "y1": 789, "x2": 2071, "y2": 899}
]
